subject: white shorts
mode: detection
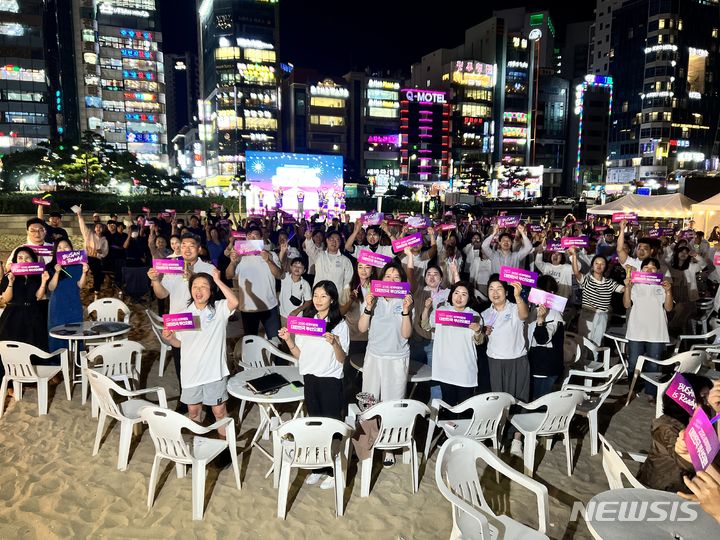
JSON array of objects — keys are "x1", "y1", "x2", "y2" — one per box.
[{"x1": 361, "y1": 351, "x2": 409, "y2": 402}]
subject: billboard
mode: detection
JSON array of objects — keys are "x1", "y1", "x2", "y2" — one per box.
[{"x1": 245, "y1": 151, "x2": 344, "y2": 213}]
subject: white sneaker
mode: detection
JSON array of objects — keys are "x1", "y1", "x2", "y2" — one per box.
[
  {"x1": 510, "y1": 439, "x2": 523, "y2": 458},
  {"x1": 319, "y1": 475, "x2": 336, "y2": 490},
  {"x1": 305, "y1": 472, "x2": 326, "y2": 486}
]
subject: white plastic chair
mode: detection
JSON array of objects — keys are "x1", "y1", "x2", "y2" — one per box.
[
  {"x1": 238, "y1": 335, "x2": 297, "y2": 369},
  {"x1": 576, "y1": 337, "x2": 613, "y2": 372},
  {"x1": 273, "y1": 417, "x2": 353, "y2": 519},
  {"x1": 425, "y1": 393, "x2": 516, "y2": 460},
  {"x1": 628, "y1": 350, "x2": 706, "y2": 417},
  {"x1": 0, "y1": 341, "x2": 71, "y2": 418},
  {"x1": 435, "y1": 436, "x2": 549, "y2": 540},
  {"x1": 85, "y1": 369, "x2": 167, "y2": 471},
  {"x1": 145, "y1": 310, "x2": 172, "y2": 377},
  {"x1": 141, "y1": 406, "x2": 241, "y2": 521},
  {"x1": 561, "y1": 364, "x2": 625, "y2": 456},
  {"x1": 673, "y1": 327, "x2": 720, "y2": 354},
  {"x1": 87, "y1": 297, "x2": 131, "y2": 324},
  {"x1": 509, "y1": 390, "x2": 584, "y2": 477},
  {"x1": 597, "y1": 434, "x2": 646, "y2": 489},
  {"x1": 81, "y1": 340, "x2": 144, "y2": 413},
  {"x1": 145, "y1": 309, "x2": 163, "y2": 327},
  {"x1": 355, "y1": 399, "x2": 431, "y2": 497}
]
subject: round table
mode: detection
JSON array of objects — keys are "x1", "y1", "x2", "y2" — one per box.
[
  {"x1": 49, "y1": 321, "x2": 131, "y2": 401},
  {"x1": 227, "y1": 366, "x2": 304, "y2": 486},
  {"x1": 585, "y1": 488, "x2": 718, "y2": 539},
  {"x1": 350, "y1": 356, "x2": 432, "y2": 399}
]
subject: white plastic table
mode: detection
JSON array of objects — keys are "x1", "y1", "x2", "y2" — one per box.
[
  {"x1": 585, "y1": 488, "x2": 718, "y2": 539},
  {"x1": 227, "y1": 366, "x2": 304, "y2": 485},
  {"x1": 49, "y1": 321, "x2": 130, "y2": 393},
  {"x1": 350, "y1": 356, "x2": 431, "y2": 399}
]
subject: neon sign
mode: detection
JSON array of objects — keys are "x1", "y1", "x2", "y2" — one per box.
[
  {"x1": 367, "y1": 135, "x2": 399, "y2": 145},
  {"x1": 402, "y1": 89, "x2": 446, "y2": 104}
]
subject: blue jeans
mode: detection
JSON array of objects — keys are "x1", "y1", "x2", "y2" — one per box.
[
  {"x1": 531, "y1": 375, "x2": 558, "y2": 400},
  {"x1": 627, "y1": 341, "x2": 664, "y2": 394}
]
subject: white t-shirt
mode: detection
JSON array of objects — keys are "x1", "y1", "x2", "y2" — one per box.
[
  {"x1": 534, "y1": 254, "x2": 573, "y2": 287},
  {"x1": 625, "y1": 256, "x2": 672, "y2": 281},
  {"x1": 351, "y1": 244, "x2": 394, "y2": 259},
  {"x1": 429, "y1": 306, "x2": 479, "y2": 387},
  {"x1": 279, "y1": 274, "x2": 311, "y2": 318},
  {"x1": 296, "y1": 318, "x2": 350, "y2": 379},
  {"x1": 161, "y1": 260, "x2": 217, "y2": 314},
  {"x1": 313, "y1": 251, "x2": 354, "y2": 296},
  {"x1": 234, "y1": 251, "x2": 280, "y2": 312},
  {"x1": 481, "y1": 301, "x2": 527, "y2": 359},
  {"x1": 625, "y1": 283, "x2": 670, "y2": 343},
  {"x1": 362, "y1": 296, "x2": 413, "y2": 358},
  {"x1": 469, "y1": 258, "x2": 492, "y2": 291},
  {"x1": 176, "y1": 300, "x2": 232, "y2": 388}
]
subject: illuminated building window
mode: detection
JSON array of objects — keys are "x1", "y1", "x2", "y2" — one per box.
[
  {"x1": 367, "y1": 89, "x2": 398, "y2": 100},
  {"x1": 688, "y1": 49, "x2": 707, "y2": 95},
  {"x1": 215, "y1": 47, "x2": 241, "y2": 60},
  {"x1": 310, "y1": 115, "x2": 345, "y2": 127},
  {"x1": 367, "y1": 108, "x2": 397, "y2": 119},
  {"x1": 245, "y1": 117, "x2": 277, "y2": 131},
  {"x1": 714, "y1": 28, "x2": 719, "y2": 38},
  {"x1": 0, "y1": 66, "x2": 45, "y2": 83},
  {"x1": 244, "y1": 49, "x2": 276, "y2": 63},
  {"x1": 310, "y1": 97, "x2": 345, "y2": 108},
  {"x1": 460, "y1": 104, "x2": 491, "y2": 117}
]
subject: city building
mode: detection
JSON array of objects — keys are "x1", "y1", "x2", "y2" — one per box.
[
  {"x1": 70, "y1": 0, "x2": 168, "y2": 167},
  {"x1": 344, "y1": 71, "x2": 401, "y2": 191},
  {"x1": 588, "y1": 0, "x2": 623, "y2": 75},
  {"x1": 535, "y1": 70, "x2": 569, "y2": 197},
  {"x1": 561, "y1": 21, "x2": 592, "y2": 81},
  {"x1": 170, "y1": 124, "x2": 200, "y2": 177},
  {"x1": 197, "y1": 0, "x2": 280, "y2": 190},
  {"x1": 281, "y1": 69, "x2": 349, "y2": 157},
  {"x1": 164, "y1": 52, "x2": 199, "y2": 150},
  {"x1": 399, "y1": 88, "x2": 450, "y2": 186},
  {"x1": 608, "y1": 0, "x2": 720, "y2": 190},
  {"x1": 569, "y1": 74, "x2": 613, "y2": 197},
  {"x1": 0, "y1": 0, "x2": 52, "y2": 154}
]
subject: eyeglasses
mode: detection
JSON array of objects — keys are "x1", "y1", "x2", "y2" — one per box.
[{"x1": 28, "y1": 228, "x2": 45, "y2": 233}]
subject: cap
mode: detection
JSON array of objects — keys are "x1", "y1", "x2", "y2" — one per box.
[{"x1": 49, "y1": 211, "x2": 62, "y2": 218}]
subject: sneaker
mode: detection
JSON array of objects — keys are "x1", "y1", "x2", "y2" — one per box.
[
  {"x1": 383, "y1": 452, "x2": 395, "y2": 468},
  {"x1": 305, "y1": 472, "x2": 326, "y2": 485},
  {"x1": 510, "y1": 439, "x2": 523, "y2": 458},
  {"x1": 319, "y1": 475, "x2": 336, "y2": 490}
]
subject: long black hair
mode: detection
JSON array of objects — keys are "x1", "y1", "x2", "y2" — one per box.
[
  {"x1": 11, "y1": 246, "x2": 38, "y2": 264},
  {"x1": 671, "y1": 246, "x2": 691, "y2": 271},
  {"x1": 303, "y1": 280, "x2": 343, "y2": 332},
  {"x1": 349, "y1": 261, "x2": 377, "y2": 302},
  {"x1": 445, "y1": 281, "x2": 480, "y2": 312},
  {"x1": 186, "y1": 272, "x2": 218, "y2": 312}
]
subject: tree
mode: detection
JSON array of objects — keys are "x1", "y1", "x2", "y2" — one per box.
[
  {"x1": 57, "y1": 151, "x2": 109, "y2": 188},
  {"x1": 0, "y1": 148, "x2": 50, "y2": 191}
]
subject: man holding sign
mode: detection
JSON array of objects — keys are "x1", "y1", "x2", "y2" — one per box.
[
  {"x1": 313, "y1": 230, "x2": 354, "y2": 301},
  {"x1": 481, "y1": 223, "x2": 534, "y2": 274}
]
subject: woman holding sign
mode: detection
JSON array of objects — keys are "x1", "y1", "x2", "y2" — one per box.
[
  {"x1": 421, "y1": 281, "x2": 484, "y2": 406},
  {"x1": 47, "y1": 239, "x2": 88, "y2": 352},
  {"x1": 358, "y1": 261, "x2": 414, "y2": 466},
  {"x1": 0, "y1": 247, "x2": 51, "y2": 355},
  {"x1": 623, "y1": 258, "x2": 674, "y2": 395}
]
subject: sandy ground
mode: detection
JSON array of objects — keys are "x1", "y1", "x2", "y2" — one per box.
[{"x1": 0, "y1": 284, "x2": 659, "y2": 539}]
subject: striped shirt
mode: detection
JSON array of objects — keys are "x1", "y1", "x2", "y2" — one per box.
[{"x1": 579, "y1": 273, "x2": 624, "y2": 312}]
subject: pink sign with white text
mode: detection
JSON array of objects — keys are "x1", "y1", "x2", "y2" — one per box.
[
  {"x1": 287, "y1": 316, "x2": 327, "y2": 336},
  {"x1": 560, "y1": 236, "x2": 589, "y2": 248},
  {"x1": 499, "y1": 266, "x2": 538, "y2": 287},
  {"x1": 392, "y1": 233, "x2": 423, "y2": 253},
  {"x1": 370, "y1": 280, "x2": 411, "y2": 298},
  {"x1": 361, "y1": 212, "x2": 384, "y2": 226},
  {"x1": 665, "y1": 373, "x2": 697, "y2": 415},
  {"x1": 56, "y1": 250, "x2": 87, "y2": 266},
  {"x1": 438, "y1": 223, "x2": 457, "y2": 231},
  {"x1": 684, "y1": 407, "x2": 720, "y2": 471},
  {"x1": 26, "y1": 244, "x2": 53, "y2": 257},
  {"x1": 358, "y1": 249, "x2": 393, "y2": 268},
  {"x1": 162, "y1": 312, "x2": 197, "y2": 331},
  {"x1": 10, "y1": 262, "x2": 45, "y2": 275},
  {"x1": 234, "y1": 240, "x2": 264, "y2": 256},
  {"x1": 612, "y1": 212, "x2": 638, "y2": 223},
  {"x1": 32, "y1": 197, "x2": 51, "y2": 207},
  {"x1": 528, "y1": 224, "x2": 544, "y2": 233},
  {"x1": 434, "y1": 310, "x2": 474, "y2": 327},
  {"x1": 153, "y1": 259, "x2": 184, "y2": 274},
  {"x1": 528, "y1": 288, "x2": 568, "y2": 313},
  {"x1": 406, "y1": 216, "x2": 431, "y2": 229},
  {"x1": 497, "y1": 215, "x2": 521, "y2": 228},
  {"x1": 545, "y1": 240, "x2": 564, "y2": 253},
  {"x1": 630, "y1": 271, "x2": 663, "y2": 285}
]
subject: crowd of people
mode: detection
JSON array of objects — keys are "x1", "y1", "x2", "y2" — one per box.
[{"x1": 1, "y1": 203, "x2": 720, "y2": 519}]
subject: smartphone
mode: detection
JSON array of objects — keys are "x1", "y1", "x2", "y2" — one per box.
[{"x1": 289, "y1": 380, "x2": 304, "y2": 390}]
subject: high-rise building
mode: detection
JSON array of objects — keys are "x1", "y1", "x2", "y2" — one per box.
[
  {"x1": 164, "y1": 52, "x2": 199, "y2": 149},
  {"x1": 588, "y1": 0, "x2": 623, "y2": 75},
  {"x1": 344, "y1": 71, "x2": 401, "y2": 190},
  {"x1": 0, "y1": 0, "x2": 52, "y2": 154},
  {"x1": 197, "y1": 0, "x2": 280, "y2": 190},
  {"x1": 608, "y1": 0, "x2": 720, "y2": 189},
  {"x1": 561, "y1": 21, "x2": 592, "y2": 81},
  {"x1": 69, "y1": 0, "x2": 168, "y2": 167},
  {"x1": 535, "y1": 70, "x2": 569, "y2": 197}
]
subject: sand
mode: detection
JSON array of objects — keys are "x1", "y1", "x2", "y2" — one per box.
[{"x1": 0, "y1": 289, "x2": 659, "y2": 539}]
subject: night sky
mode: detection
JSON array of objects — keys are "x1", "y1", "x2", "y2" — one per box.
[{"x1": 161, "y1": 0, "x2": 595, "y2": 76}]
